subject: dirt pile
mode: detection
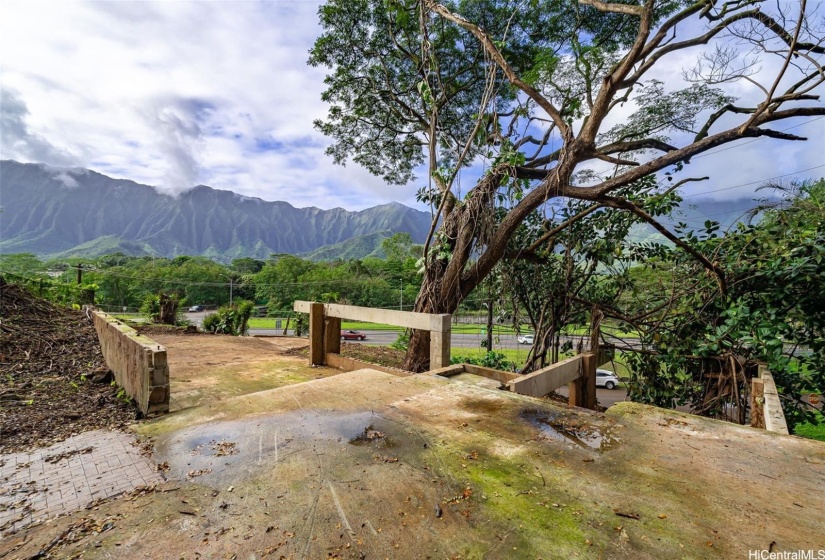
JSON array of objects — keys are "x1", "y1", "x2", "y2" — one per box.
[{"x1": 0, "y1": 279, "x2": 136, "y2": 453}]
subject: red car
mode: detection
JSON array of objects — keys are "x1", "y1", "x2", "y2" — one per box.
[{"x1": 340, "y1": 330, "x2": 367, "y2": 340}]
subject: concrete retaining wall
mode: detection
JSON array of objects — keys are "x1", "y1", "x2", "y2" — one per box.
[{"x1": 91, "y1": 311, "x2": 170, "y2": 415}]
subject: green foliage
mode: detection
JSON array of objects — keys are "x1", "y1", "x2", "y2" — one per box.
[
  {"x1": 140, "y1": 293, "x2": 160, "y2": 316},
  {"x1": 390, "y1": 329, "x2": 411, "y2": 351},
  {"x1": 451, "y1": 351, "x2": 518, "y2": 372},
  {"x1": 115, "y1": 387, "x2": 133, "y2": 405},
  {"x1": 498, "y1": 176, "x2": 671, "y2": 371},
  {"x1": 293, "y1": 313, "x2": 308, "y2": 337},
  {"x1": 622, "y1": 179, "x2": 825, "y2": 429},
  {"x1": 202, "y1": 301, "x2": 254, "y2": 336},
  {"x1": 0, "y1": 253, "x2": 45, "y2": 274},
  {"x1": 231, "y1": 257, "x2": 264, "y2": 274},
  {"x1": 2, "y1": 246, "x2": 422, "y2": 314},
  {"x1": 793, "y1": 411, "x2": 825, "y2": 442}
]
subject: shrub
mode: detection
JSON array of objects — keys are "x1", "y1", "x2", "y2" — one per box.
[
  {"x1": 202, "y1": 300, "x2": 254, "y2": 335},
  {"x1": 451, "y1": 351, "x2": 517, "y2": 372},
  {"x1": 292, "y1": 313, "x2": 307, "y2": 337},
  {"x1": 391, "y1": 329, "x2": 411, "y2": 351}
]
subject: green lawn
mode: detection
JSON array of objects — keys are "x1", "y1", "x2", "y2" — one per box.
[
  {"x1": 247, "y1": 318, "x2": 532, "y2": 334},
  {"x1": 794, "y1": 409, "x2": 825, "y2": 442},
  {"x1": 450, "y1": 347, "x2": 534, "y2": 365},
  {"x1": 219, "y1": 316, "x2": 639, "y2": 339}
]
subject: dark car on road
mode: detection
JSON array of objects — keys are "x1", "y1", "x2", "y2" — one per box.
[
  {"x1": 188, "y1": 305, "x2": 204, "y2": 312},
  {"x1": 340, "y1": 330, "x2": 367, "y2": 340}
]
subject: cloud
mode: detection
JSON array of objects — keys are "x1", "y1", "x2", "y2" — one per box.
[
  {"x1": 53, "y1": 170, "x2": 80, "y2": 188},
  {"x1": 0, "y1": 0, "x2": 417, "y2": 209},
  {"x1": 0, "y1": 89, "x2": 78, "y2": 166},
  {"x1": 0, "y1": 1, "x2": 821, "y2": 212},
  {"x1": 142, "y1": 97, "x2": 213, "y2": 194}
]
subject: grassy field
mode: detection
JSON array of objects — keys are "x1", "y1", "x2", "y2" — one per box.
[
  {"x1": 793, "y1": 409, "x2": 825, "y2": 441},
  {"x1": 247, "y1": 318, "x2": 532, "y2": 334}
]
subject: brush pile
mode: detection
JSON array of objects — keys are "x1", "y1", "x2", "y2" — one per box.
[{"x1": 0, "y1": 278, "x2": 135, "y2": 453}]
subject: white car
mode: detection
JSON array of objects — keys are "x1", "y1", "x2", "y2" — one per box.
[
  {"x1": 596, "y1": 369, "x2": 621, "y2": 390},
  {"x1": 517, "y1": 334, "x2": 534, "y2": 345}
]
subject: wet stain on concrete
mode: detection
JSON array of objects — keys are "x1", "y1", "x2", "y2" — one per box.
[
  {"x1": 155, "y1": 410, "x2": 387, "y2": 486},
  {"x1": 521, "y1": 409, "x2": 622, "y2": 451}
]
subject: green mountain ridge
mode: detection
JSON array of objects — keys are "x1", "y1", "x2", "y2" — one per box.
[
  {"x1": 299, "y1": 230, "x2": 394, "y2": 261},
  {"x1": 0, "y1": 160, "x2": 433, "y2": 261},
  {"x1": 1, "y1": 160, "x2": 764, "y2": 263}
]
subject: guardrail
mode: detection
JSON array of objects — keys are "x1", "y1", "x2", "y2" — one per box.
[
  {"x1": 751, "y1": 365, "x2": 789, "y2": 435},
  {"x1": 428, "y1": 356, "x2": 597, "y2": 409},
  {"x1": 293, "y1": 301, "x2": 451, "y2": 369}
]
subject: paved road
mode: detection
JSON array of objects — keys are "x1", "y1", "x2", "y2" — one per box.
[
  {"x1": 188, "y1": 313, "x2": 641, "y2": 349},
  {"x1": 555, "y1": 385, "x2": 629, "y2": 408},
  {"x1": 244, "y1": 327, "x2": 593, "y2": 351}
]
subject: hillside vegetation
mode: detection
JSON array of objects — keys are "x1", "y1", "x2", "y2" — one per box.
[{"x1": 0, "y1": 160, "x2": 431, "y2": 261}]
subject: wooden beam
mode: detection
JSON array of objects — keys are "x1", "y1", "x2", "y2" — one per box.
[
  {"x1": 463, "y1": 364, "x2": 520, "y2": 384},
  {"x1": 580, "y1": 353, "x2": 597, "y2": 410},
  {"x1": 427, "y1": 364, "x2": 467, "y2": 377},
  {"x1": 429, "y1": 314, "x2": 451, "y2": 369},
  {"x1": 758, "y1": 365, "x2": 789, "y2": 435}
]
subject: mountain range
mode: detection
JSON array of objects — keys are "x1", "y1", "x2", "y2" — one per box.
[
  {"x1": 0, "y1": 160, "x2": 762, "y2": 262},
  {"x1": 0, "y1": 160, "x2": 433, "y2": 261}
]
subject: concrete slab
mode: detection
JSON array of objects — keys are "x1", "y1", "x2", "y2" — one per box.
[
  {"x1": 0, "y1": 430, "x2": 163, "y2": 535},
  {"x1": 3, "y1": 369, "x2": 824, "y2": 559}
]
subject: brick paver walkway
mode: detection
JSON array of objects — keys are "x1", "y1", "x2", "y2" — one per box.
[{"x1": 0, "y1": 430, "x2": 163, "y2": 535}]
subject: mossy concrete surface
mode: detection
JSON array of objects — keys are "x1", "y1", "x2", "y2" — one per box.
[
  {"x1": 4, "y1": 369, "x2": 824, "y2": 559},
  {"x1": 151, "y1": 333, "x2": 336, "y2": 411}
]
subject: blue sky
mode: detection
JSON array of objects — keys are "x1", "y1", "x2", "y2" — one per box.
[{"x1": 1, "y1": 0, "x2": 823, "y2": 211}]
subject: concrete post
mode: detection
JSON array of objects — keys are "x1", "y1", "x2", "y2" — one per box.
[
  {"x1": 581, "y1": 352, "x2": 597, "y2": 410},
  {"x1": 309, "y1": 302, "x2": 325, "y2": 366},
  {"x1": 429, "y1": 314, "x2": 452, "y2": 369},
  {"x1": 324, "y1": 316, "x2": 342, "y2": 357},
  {"x1": 751, "y1": 378, "x2": 765, "y2": 429},
  {"x1": 567, "y1": 378, "x2": 584, "y2": 408}
]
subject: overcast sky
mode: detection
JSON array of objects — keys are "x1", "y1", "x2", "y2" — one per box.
[{"x1": 1, "y1": 1, "x2": 823, "y2": 212}]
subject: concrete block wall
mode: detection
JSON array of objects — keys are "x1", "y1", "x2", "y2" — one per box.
[{"x1": 90, "y1": 311, "x2": 170, "y2": 415}]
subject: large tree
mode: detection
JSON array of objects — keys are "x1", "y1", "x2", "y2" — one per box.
[{"x1": 310, "y1": 0, "x2": 825, "y2": 370}]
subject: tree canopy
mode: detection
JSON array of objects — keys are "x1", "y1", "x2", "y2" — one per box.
[{"x1": 311, "y1": 0, "x2": 825, "y2": 370}]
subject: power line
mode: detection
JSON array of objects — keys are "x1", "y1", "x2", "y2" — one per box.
[
  {"x1": 691, "y1": 116, "x2": 825, "y2": 160},
  {"x1": 682, "y1": 164, "x2": 825, "y2": 198}
]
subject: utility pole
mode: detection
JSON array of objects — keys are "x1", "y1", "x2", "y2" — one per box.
[
  {"x1": 74, "y1": 263, "x2": 83, "y2": 285},
  {"x1": 400, "y1": 278, "x2": 403, "y2": 310},
  {"x1": 230, "y1": 278, "x2": 234, "y2": 306}
]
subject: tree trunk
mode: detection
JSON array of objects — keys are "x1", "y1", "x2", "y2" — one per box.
[
  {"x1": 401, "y1": 161, "x2": 577, "y2": 372},
  {"x1": 157, "y1": 294, "x2": 178, "y2": 325},
  {"x1": 401, "y1": 174, "x2": 502, "y2": 371}
]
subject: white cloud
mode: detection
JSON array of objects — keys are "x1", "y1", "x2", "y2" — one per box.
[
  {"x1": 0, "y1": 0, "x2": 421, "y2": 209},
  {"x1": 0, "y1": 1, "x2": 822, "y2": 212}
]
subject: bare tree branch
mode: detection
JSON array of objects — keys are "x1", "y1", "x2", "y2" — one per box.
[
  {"x1": 578, "y1": 0, "x2": 644, "y2": 16},
  {"x1": 426, "y1": 1, "x2": 572, "y2": 139},
  {"x1": 601, "y1": 196, "x2": 728, "y2": 294}
]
